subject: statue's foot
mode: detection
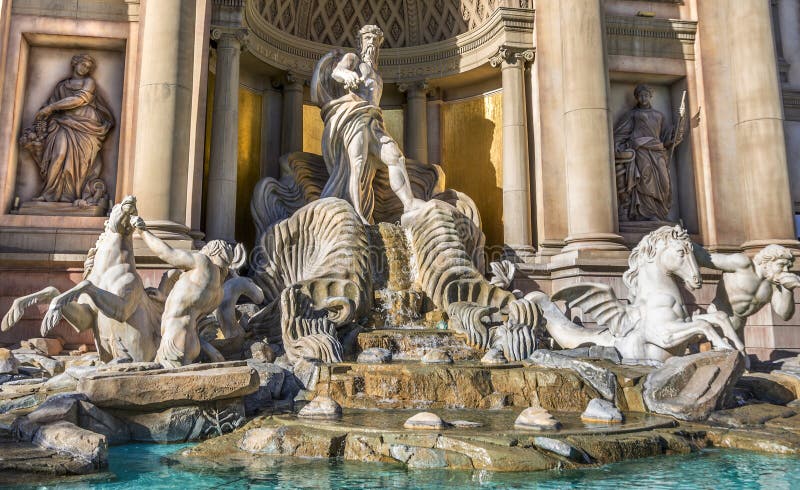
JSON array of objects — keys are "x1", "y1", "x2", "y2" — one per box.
[
  {"x1": 31, "y1": 195, "x2": 45, "y2": 202},
  {"x1": 400, "y1": 199, "x2": 431, "y2": 227},
  {"x1": 2, "y1": 289, "x2": 55, "y2": 332}
]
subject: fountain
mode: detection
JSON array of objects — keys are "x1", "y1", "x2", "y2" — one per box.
[{"x1": 1, "y1": 24, "x2": 800, "y2": 482}]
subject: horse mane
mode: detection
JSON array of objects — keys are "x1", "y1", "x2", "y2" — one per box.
[{"x1": 623, "y1": 225, "x2": 691, "y2": 301}]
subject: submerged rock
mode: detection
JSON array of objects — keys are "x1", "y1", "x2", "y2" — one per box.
[
  {"x1": 0, "y1": 348, "x2": 20, "y2": 375},
  {"x1": 533, "y1": 436, "x2": 590, "y2": 463},
  {"x1": 450, "y1": 420, "x2": 483, "y2": 428},
  {"x1": 357, "y1": 348, "x2": 392, "y2": 364},
  {"x1": 421, "y1": 349, "x2": 453, "y2": 364},
  {"x1": 581, "y1": 398, "x2": 623, "y2": 423},
  {"x1": 403, "y1": 412, "x2": 447, "y2": 430},
  {"x1": 32, "y1": 421, "x2": 107, "y2": 469},
  {"x1": 298, "y1": 396, "x2": 342, "y2": 420},
  {"x1": 643, "y1": 351, "x2": 745, "y2": 421},
  {"x1": 514, "y1": 406, "x2": 561, "y2": 430}
]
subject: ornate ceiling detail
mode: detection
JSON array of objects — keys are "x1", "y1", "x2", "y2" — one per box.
[{"x1": 251, "y1": 0, "x2": 531, "y2": 48}]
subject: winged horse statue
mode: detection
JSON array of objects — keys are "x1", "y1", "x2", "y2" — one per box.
[{"x1": 528, "y1": 225, "x2": 743, "y2": 363}]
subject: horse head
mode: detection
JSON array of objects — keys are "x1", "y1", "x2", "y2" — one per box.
[
  {"x1": 623, "y1": 225, "x2": 700, "y2": 301},
  {"x1": 105, "y1": 195, "x2": 138, "y2": 235}
]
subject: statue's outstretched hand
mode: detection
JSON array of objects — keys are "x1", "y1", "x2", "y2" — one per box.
[
  {"x1": 341, "y1": 71, "x2": 361, "y2": 91},
  {"x1": 130, "y1": 215, "x2": 146, "y2": 232}
]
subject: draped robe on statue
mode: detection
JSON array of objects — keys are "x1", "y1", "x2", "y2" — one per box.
[
  {"x1": 613, "y1": 107, "x2": 672, "y2": 221},
  {"x1": 311, "y1": 50, "x2": 395, "y2": 224},
  {"x1": 37, "y1": 78, "x2": 114, "y2": 203}
]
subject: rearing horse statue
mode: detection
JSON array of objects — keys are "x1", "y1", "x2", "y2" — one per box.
[
  {"x1": 530, "y1": 225, "x2": 743, "y2": 362},
  {"x1": 2, "y1": 196, "x2": 165, "y2": 362}
]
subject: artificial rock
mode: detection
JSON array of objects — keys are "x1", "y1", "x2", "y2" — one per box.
[{"x1": 581, "y1": 399, "x2": 624, "y2": 423}]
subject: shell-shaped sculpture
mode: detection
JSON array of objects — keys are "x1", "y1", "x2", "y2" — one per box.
[
  {"x1": 250, "y1": 197, "x2": 371, "y2": 309},
  {"x1": 279, "y1": 285, "x2": 345, "y2": 364},
  {"x1": 404, "y1": 200, "x2": 512, "y2": 312},
  {"x1": 447, "y1": 302, "x2": 496, "y2": 350}
]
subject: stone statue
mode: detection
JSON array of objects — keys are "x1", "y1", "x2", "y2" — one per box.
[
  {"x1": 694, "y1": 244, "x2": 800, "y2": 333},
  {"x1": 613, "y1": 84, "x2": 682, "y2": 221},
  {"x1": 132, "y1": 218, "x2": 246, "y2": 368},
  {"x1": 19, "y1": 54, "x2": 114, "y2": 208},
  {"x1": 1, "y1": 196, "x2": 163, "y2": 363},
  {"x1": 531, "y1": 226, "x2": 743, "y2": 363},
  {"x1": 310, "y1": 25, "x2": 424, "y2": 224}
]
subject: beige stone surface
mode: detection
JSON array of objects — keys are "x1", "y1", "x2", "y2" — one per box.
[
  {"x1": 32, "y1": 421, "x2": 107, "y2": 468},
  {"x1": 77, "y1": 362, "x2": 259, "y2": 409}
]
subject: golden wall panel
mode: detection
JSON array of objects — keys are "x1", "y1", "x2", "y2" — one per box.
[
  {"x1": 302, "y1": 104, "x2": 324, "y2": 154},
  {"x1": 440, "y1": 91, "x2": 503, "y2": 249},
  {"x1": 203, "y1": 74, "x2": 263, "y2": 247},
  {"x1": 236, "y1": 87, "x2": 263, "y2": 246}
]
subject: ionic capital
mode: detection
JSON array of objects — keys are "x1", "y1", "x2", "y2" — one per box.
[{"x1": 489, "y1": 46, "x2": 535, "y2": 68}]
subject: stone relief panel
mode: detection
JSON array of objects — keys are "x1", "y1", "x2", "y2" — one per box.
[
  {"x1": 609, "y1": 81, "x2": 698, "y2": 234},
  {"x1": 14, "y1": 46, "x2": 124, "y2": 216},
  {"x1": 252, "y1": 0, "x2": 530, "y2": 48}
]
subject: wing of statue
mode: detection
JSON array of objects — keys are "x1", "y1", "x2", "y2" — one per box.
[
  {"x1": 311, "y1": 49, "x2": 347, "y2": 107},
  {"x1": 551, "y1": 282, "x2": 635, "y2": 337}
]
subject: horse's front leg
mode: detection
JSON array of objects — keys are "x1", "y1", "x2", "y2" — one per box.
[
  {"x1": 44, "y1": 280, "x2": 138, "y2": 334},
  {"x1": 2, "y1": 286, "x2": 60, "y2": 332},
  {"x1": 694, "y1": 311, "x2": 744, "y2": 351},
  {"x1": 656, "y1": 318, "x2": 734, "y2": 353}
]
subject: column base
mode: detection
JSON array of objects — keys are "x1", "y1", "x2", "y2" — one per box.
[
  {"x1": 535, "y1": 239, "x2": 566, "y2": 257},
  {"x1": 562, "y1": 232, "x2": 628, "y2": 253}
]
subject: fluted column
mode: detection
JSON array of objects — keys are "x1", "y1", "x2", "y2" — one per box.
[
  {"x1": 205, "y1": 27, "x2": 246, "y2": 242},
  {"x1": 281, "y1": 73, "x2": 304, "y2": 154},
  {"x1": 400, "y1": 81, "x2": 429, "y2": 163},
  {"x1": 558, "y1": 0, "x2": 625, "y2": 252},
  {"x1": 131, "y1": 0, "x2": 194, "y2": 237},
  {"x1": 490, "y1": 47, "x2": 535, "y2": 261},
  {"x1": 730, "y1": 0, "x2": 799, "y2": 251}
]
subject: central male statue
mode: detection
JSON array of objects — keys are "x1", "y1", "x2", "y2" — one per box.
[{"x1": 311, "y1": 25, "x2": 424, "y2": 224}]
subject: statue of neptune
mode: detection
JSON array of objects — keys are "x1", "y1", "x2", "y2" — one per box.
[{"x1": 311, "y1": 25, "x2": 424, "y2": 224}]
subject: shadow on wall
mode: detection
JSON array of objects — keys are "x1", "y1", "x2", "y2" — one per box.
[{"x1": 440, "y1": 91, "x2": 503, "y2": 255}]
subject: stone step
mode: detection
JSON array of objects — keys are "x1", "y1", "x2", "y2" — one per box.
[{"x1": 356, "y1": 329, "x2": 482, "y2": 361}]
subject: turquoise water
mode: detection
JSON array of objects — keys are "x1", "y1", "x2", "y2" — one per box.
[{"x1": 4, "y1": 444, "x2": 800, "y2": 489}]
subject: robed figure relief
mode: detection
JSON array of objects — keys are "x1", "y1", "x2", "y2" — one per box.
[
  {"x1": 614, "y1": 84, "x2": 684, "y2": 222},
  {"x1": 19, "y1": 54, "x2": 114, "y2": 209}
]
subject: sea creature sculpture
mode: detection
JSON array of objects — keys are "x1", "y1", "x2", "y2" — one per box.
[{"x1": 533, "y1": 225, "x2": 743, "y2": 362}]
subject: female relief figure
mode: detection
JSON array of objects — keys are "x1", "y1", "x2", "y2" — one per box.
[
  {"x1": 613, "y1": 84, "x2": 674, "y2": 221},
  {"x1": 20, "y1": 54, "x2": 114, "y2": 205}
]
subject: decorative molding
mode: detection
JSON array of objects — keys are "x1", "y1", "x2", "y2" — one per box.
[
  {"x1": 12, "y1": 0, "x2": 137, "y2": 22},
  {"x1": 488, "y1": 46, "x2": 534, "y2": 68},
  {"x1": 244, "y1": 6, "x2": 535, "y2": 84},
  {"x1": 605, "y1": 15, "x2": 697, "y2": 61},
  {"x1": 398, "y1": 80, "x2": 429, "y2": 94},
  {"x1": 211, "y1": 26, "x2": 249, "y2": 49},
  {"x1": 784, "y1": 88, "x2": 800, "y2": 122}
]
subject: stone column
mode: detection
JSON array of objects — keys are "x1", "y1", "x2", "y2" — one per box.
[
  {"x1": 400, "y1": 81, "x2": 429, "y2": 163},
  {"x1": 490, "y1": 47, "x2": 535, "y2": 261},
  {"x1": 281, "y1": 73, "x2": 304, "y2": 154},
  {"x1": 205, "y1": 27, "x2": 246, "y2": 242},
  {"x1": 427, "y1": 89, "x2": 443, "y2": 164},
  {"x1": 131, "y1": 0, "x2": 194, "y2": 238},
  {"x1": 529, "y1": 0, "x2": 568, "y2": 256},
  {"x1": 558, "y1": 0, "x2": 625, "y2": 252},
  {"x1": 730, "y1": 0, "x2": 799, "y2": 251},
  {"x1": 260, "y1": 80, "x2": 283, "y2": 179}
]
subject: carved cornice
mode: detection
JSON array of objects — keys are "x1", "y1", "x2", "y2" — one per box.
[
  {"x1": 605, "y1": 15, "x2": 697, "y2": 61},
  {"x1": 211, "y1": 26, "x2": 249, "y2": 50},
  {"x1": 244, "y1": 6, "x2": 535, "y2": 84},
  {"x1": 488, "y1": 46, "x2": 534, "y2": 68},
  {"x1": 784, "y1": 88, "x2": 800, "y2": 122},
  {"x1": 398, "y1": 81, "x2": 429, "y2": 94}
]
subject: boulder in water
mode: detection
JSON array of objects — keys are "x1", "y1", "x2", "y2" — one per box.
[
  {"x1": 581, "y1": 398, "x2": 623, "y2": 423},
  {"x1": 403, "y1": 412, "x2": 447, "y2": 430}
]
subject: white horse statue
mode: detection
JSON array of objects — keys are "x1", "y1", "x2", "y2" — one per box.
[
  {"x1": 529, "y1": 225, "x2": 743, "y2": 362},
  {"x1": 2, "y1": 196, "x2": 165, "y2": 362}
]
